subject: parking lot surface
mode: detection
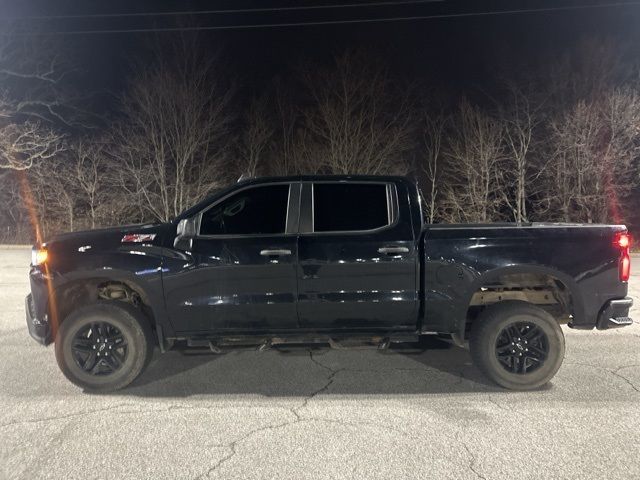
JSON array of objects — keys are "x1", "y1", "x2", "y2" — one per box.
[{"x1": 0, "y1": 247, "x2": 638, "y2": 480}]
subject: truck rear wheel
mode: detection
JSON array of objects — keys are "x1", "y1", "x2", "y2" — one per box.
[
  {"x1": 55, "y1": 302, "x2": 154, "y2": 392},
  {"x1": 469, "y1": 301, "x2": 565, "y2": 390}
]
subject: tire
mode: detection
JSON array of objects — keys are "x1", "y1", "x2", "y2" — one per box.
[
  {"x1": 55, "y1": 301, "x2": 154, "y2": 392},
  {"x1": 469, "y1": 300, "x2": 565, "y2": 390}
]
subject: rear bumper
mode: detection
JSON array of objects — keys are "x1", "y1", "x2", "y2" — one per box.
[
  {"x1": 26, "y1": 293, "x2": 51, "y2": 345},
  {"x1": 596, "y1": 297, "x2": 634, "y2": 330}
]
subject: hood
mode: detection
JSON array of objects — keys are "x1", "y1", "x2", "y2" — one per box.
[{"x1": 45, "y1": 223, "x2": 170, "y2": 253}]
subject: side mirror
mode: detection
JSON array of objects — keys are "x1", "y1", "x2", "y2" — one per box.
[{"x1": 174, "y1": 217, "x2": 197, "y2": 250}]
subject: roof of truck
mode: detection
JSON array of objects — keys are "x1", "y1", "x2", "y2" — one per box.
[{"x1": 235, "y1": 174, "x2": 412, "y2": 185}]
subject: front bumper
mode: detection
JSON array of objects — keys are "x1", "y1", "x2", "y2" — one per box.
[
  {"x1": 596, "y1": 297, "x2": 634, "y2": 330},
  {"x1": 25, "y1": 293, "x2": 51, "y2": 345}
]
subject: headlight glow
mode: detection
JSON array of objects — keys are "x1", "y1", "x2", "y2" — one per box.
[{"x1": 32, "y1": 247, "x2": 48, "y2": 266}]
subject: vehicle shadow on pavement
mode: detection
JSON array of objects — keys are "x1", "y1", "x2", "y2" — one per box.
[{"x1": 122, "y1": 339, "x2": 505, "y2": 397}]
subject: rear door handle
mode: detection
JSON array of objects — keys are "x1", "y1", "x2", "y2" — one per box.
[
  {"x1": 260, "y1": 249, "x2": 292, "y2": 256},
  {"x1": 378, "y1": 246, "x2": 410, "y2": 255}
]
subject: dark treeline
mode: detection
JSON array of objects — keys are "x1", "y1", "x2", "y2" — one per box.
[{"x1": 1, "y1": 34, "x2": 639, "y2": 242}]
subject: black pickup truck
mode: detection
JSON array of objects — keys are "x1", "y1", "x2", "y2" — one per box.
[{"x1": 26, "y1": 175, "x2": 634, "y2": 391}]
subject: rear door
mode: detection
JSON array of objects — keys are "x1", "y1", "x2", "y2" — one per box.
[{"x1": 296, "y1": 181, "x2": 418, "y2": 331}]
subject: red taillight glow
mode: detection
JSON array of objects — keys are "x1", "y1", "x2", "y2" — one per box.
[
  {"x1": 614, "y1": 232, "x2": 631, "y2": 282},
  {"x1": 621, "y1": 255, "x2": 631, "y2": 282},
  {"x1": 616, "y1": 233, "x2": 631, "y2": 249}
]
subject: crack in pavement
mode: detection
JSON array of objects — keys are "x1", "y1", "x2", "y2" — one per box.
[
  {"x1": 0, "y1": 349, "x2": 532, "y2": 479},
  {"x1": 565, "y1": 361, "x2": 640, "y2": 393},
  {"x1": 0, "y1": 401, "x2": 311, "y2": 430},
  {"x1": 194, "y1": 417, "x2": 297, "y2": 480},
  {"x1": 461, "y1": 440, "x2": 487, "y2": 480},
  {"x1": 615, "y1": 364, "x2": 640, "y2": 372},
  {"x1": 0, "y1": 403, "x2": 139, "y2": 429},
  {"x1": 487, "y1": 395, "x2": 512, "y2": 413},
  {"x1": 291, "y1": 350, "x2": 344, "y2": 419},
  {"x1": 194, "y1": 349, "x2": 429, "y2": 479},
  {"x1": 192, "y1": 412, "x2": 418, "y2": 479},
  {"x1": 0, "y1": 351, "x2": 456, "y2": 434},
  {"x1": 194, "y1": 350, "x2": 340, "y2": 479}
]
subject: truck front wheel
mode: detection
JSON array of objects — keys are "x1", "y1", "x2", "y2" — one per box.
[
  {"x1": 469, "y1": 301, "x2": 565, "y2": 390},
  {"x1": 55, "y1": 302, "x2": 154, "y2": 392}
]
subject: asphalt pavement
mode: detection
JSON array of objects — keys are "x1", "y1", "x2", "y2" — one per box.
[{"x1": 0, "y1": 247, "x2": 638, "y2": 480}]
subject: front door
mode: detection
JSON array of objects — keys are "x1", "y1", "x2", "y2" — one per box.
[
  {"x1": 297, "y1": 181, "x2": 418, "y2": 331},
  {"x1": 163, "y1": 182, "x2": 301, "y2": 334}
]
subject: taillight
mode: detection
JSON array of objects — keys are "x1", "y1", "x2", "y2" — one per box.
[
  {"x1": 620, "y1": 255, "x2": 631, "y2": 282},
  {"x1": 616, "y1": 232, "x2": 631, "y2": 249},
  {"x1": 613, "y1": 232, "x2": 631, "y2": 282}
]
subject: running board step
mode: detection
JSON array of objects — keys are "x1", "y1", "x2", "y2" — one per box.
[{"x1": 181, "y1": 334, "x2": 419, "y2": 352}]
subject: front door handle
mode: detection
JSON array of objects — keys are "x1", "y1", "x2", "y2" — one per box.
[
  {"x1": 260, "y1": 249, "x2": 292, "y2": 256},
  {"x1": 378, "y1": 246, "x2": 410, "y2": 255}
]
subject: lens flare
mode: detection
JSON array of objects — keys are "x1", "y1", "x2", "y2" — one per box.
[{"x1": 18, "y1": 170, "x2": 60, "y2": 335}]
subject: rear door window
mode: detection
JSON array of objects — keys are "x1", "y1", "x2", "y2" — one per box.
[{"x1": 312, "y1": 183, "x2": 392, "y2": 233}]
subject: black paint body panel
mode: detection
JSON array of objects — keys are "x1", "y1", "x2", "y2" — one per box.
[
  {"x1": 26, "y1": 175, "x2": 630, "y2": 346},
  {"x1": 296, "y1": 180, "x2": 419, "y2": 331},
  {"x1": 421, "y1": 224, "x2": 628, "y2": 337},
  {"x1": 162, "y1": 235, "x2": 299, "y2": 333},
  {"x1": 27, "y1": 223, "x2": 170, "y2": 343}
]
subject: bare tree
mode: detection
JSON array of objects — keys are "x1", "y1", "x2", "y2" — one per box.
[
  {"x1": 270, "y1": 78, "x2": 305, "y2": 175},
  {"x1": 545, "y1": 89, "x2": 640, "y2": 223},
  {"x1": 419, "y1": 112, "x2": 447, "y2": 223},
  {"x1": 67, "y1": 139, "x2": 114, "y2": 229},
  {"x1": 0, "y1": 170, "x2": 30, "y2": 242},
  {"x1": 27, "y1": 155, "x2": 77, "y2": 235},
  {"x1": 0, "y1": 112, "x2": 64, "y2": 170},
  {"x1": 297, "y1": 50, "x2": 415, "y2": 175},
  {"x1": 498, "y1": 82, "x2": 543, "y2": 222},
  {"x1": 601, "y1": 88, "x2": 640, "y2": 223},
  {"x1": 238, "y1": 95, "x2": 274, "y2": 177},
  {"x1": 0, "y1": 34, "x2": 89, "y2": 171},
  {"x1": 440, "y1": 99, "x2": 506, "y2": 223},
  {"x1": 110, "y1": 36, "x2": 236, "y2": 222}
]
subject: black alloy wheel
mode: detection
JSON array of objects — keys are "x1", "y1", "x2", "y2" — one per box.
[
  {"x1": 494, "y1": 322, "x2": 549, "y2": 374},
  {"x1": 469, "y1": 300, "x2": 565, "y2": 390},
  {"x1": 55, "y1": 302, "x2": 154, "y2": 392},
  {"x1": 71, "y1": 321, "x2": 128, "y2": 376}
]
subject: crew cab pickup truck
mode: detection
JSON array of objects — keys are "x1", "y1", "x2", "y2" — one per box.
[{"x1": 26, "y1": 175, "x2": 634, "y2": 391}]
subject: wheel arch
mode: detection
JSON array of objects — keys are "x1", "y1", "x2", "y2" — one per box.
[
  {"x1": 48, "y1": 269, "x2": 164, "y2": 339},
  {"x1": 457, "y1": 264, "x2": 583, "y2": 340}
]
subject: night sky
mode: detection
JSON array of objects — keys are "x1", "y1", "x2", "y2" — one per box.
[{"x1": 2, "y1": 0, "x2": 640, "y2": 113}]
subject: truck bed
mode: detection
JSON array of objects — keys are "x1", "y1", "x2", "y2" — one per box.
[{"x1": 420, "y1": 222, "x2": 629, "y2": 335}]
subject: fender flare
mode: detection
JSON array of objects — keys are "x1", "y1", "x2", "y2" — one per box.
[
  {"x1": 48, "y1": 268, "x2": 171, "y2": 337},
  {"x1": 456, "y1": 264, "x2": 583, "y2": 340}
]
